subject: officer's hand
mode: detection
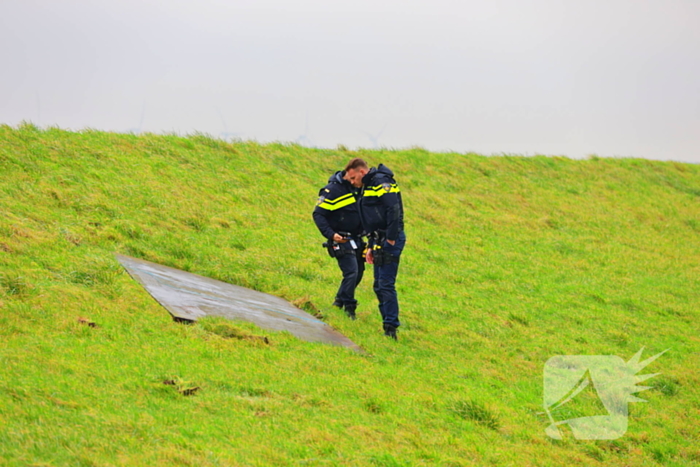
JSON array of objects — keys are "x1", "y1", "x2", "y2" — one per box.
[
  {"x1": 366, "y1": 249, "x2": 374, "y2": 264},
  {"x1": 333, "y1": 233, "x2": 348, "y2": 243},
  {"x1": 386, "y1": 239, "x2": 396, "y2": 246}
]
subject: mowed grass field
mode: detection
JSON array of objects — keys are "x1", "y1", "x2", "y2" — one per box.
[{"x1": 1, "y1": 122, "x2": 699, "y2": 466}]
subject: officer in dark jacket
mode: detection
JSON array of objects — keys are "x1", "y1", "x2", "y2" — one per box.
[
  {"x1": 344, "y1": 158, "x2": 406, "y2": 340},
  {"x1": 312, "y1": 170, "x2": 365, "y2": 319}
]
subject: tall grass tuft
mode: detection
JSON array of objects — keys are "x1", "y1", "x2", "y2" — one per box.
[{"x1": 450, "y1": 399, "x2": 500, "y2": 430}]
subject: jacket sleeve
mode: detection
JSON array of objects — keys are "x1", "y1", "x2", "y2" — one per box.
[
  {"x1": 313, "y1": 186, "x2": 336, "y2": 240},
  {"x1": 382, "y1": 191, "x2": 401, "y2": 241},
  {"x1": 313, "y1": 207, "x2": 336, "y2": 240}
]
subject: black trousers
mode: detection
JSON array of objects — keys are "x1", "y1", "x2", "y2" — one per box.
[
  {"x1": 335, "y1": 248, "x2": 365, "y2": 307},
  {"x1": 373, "y1": 230, "x2": 406, "y2": 328}
]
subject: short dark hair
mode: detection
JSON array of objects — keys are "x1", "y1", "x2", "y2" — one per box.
[{"x1": 344, "y1": 157, "x2": 368, "y2": 172}]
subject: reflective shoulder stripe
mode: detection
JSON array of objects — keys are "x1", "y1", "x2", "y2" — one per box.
[
  {"x1": 325, "y1": 192, "x2": 354, "y2": 205},
  {"x1": 363, "y1": 183, "x2": 400, "y2": 197},
  {"x1": 318, "y1": 196, "x2": 355, "y2": 211},
  {"x1": 317, "y1": 192, "x2": 356, "y2": 211},
  {"x1": 363, "y1": 188, "x2": 383, "y2": 197}
]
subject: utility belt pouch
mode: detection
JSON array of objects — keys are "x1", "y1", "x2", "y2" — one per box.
[
  {"x1": 323, "y1": 241, "x2": 341, "y2": 258},
  {"x1": 323, "y1": 241, "x2": 353, "y2": 258},
  {"x1": 372, "y1": 246, "x2": 390, "y2": 266},
  {"x1": 373, "y1": 248, "x2": 386, "y2": 266}
]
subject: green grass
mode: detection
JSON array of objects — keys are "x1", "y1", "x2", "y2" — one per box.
[{"x1": 1, "y1": 122, "x2": 699, "y2": 466}]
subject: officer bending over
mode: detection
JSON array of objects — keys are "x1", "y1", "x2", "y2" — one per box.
[
  {"x1": 312, "y1": 170, "x2": 366, "y2": 319},
  {"x1": 344, "y1": 158, "x2": 406, "y2": 340}
]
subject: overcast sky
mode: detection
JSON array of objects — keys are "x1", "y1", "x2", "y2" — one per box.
[{"x1": 1, "y1": 0, "x2": 699, "y2": 162}]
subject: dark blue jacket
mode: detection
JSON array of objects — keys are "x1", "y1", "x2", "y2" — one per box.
[
  {"x1": 359, "y1": 164, "x2": 404, "y2": 241},
  {"x1": 312, "y1": 171, "x2": 363, "y2": 240}
]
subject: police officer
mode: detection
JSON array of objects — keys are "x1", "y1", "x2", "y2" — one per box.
[
  {"x1": 343, "y1": 158, "x2": 406, "y2": 340},
  {"x1": 312, "y1": 170, "x2": 365, "y2": 319}
]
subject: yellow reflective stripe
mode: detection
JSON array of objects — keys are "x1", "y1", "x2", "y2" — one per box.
[
  {"x1": 370, "y1": 183, "x2": 399, "y2": 192},
  {"x1": 323, "y1": 193, "x2": 354, "y2": 205},
  {"x1": 363, "y1": 184, "x2": 400, "y2": 197},
  {"x1": 318, "y1": 196, "x2": 356, "y2": 211}
]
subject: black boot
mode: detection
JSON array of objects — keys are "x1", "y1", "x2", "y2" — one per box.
[
  {"x1": 344, "y1": 303, "x2": 357, "y2": 320},
  {"x1": 383, "y1": 324, "x2": 397, "y2": 340},
  {"x1": 332, "y1": 299, "x2": 343, "y2": 308}
]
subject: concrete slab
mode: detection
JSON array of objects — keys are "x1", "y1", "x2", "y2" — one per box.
[{"x1": 116, "y1": 254, "x2": 362, "y2": 352}]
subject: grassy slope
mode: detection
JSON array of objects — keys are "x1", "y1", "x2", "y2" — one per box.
[{"x1": 1, "y1": 122, "x2": 699, "y2": 466}]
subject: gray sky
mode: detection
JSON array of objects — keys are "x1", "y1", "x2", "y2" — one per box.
[{"x1": 1, "y1": 0, "x2": 699, "y2": 162}]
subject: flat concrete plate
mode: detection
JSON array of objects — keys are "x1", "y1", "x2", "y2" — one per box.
[{"x1": 116, "y1": 254, "x2": 362, "y2": 352}]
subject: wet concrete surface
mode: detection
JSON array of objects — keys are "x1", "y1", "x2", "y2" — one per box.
[{"x1": 116, "y1": 254, "x2": 362, "y2": 352}]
